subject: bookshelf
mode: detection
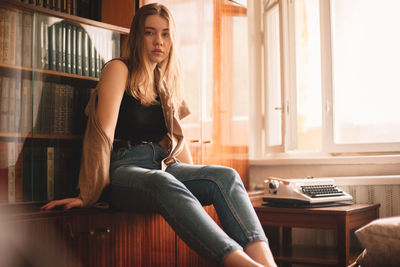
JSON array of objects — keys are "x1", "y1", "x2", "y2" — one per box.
[{"x1": 0, "y1": 0, "x2": 129, "y2": 204}]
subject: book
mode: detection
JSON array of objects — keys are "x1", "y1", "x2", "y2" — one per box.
[
  {"x1": 47, "y1": 146, "x2": 54, "y2": 200},
  {"x1": 15, "y1": 142, "x2": 23, "y2": 202},
  {"x1": 89, "y1": 37, "x2": 95, "y2": 77},
  {"x1": 31, "y1": 145, "x2": 46, "y2": 201},
  {"x1": 66, "y1": 24, "x2": 72, "y2": 73},
  {"x1": 32, "y1": 80, "x2": 43, "y2": 134},
  {"x1": 7, "y1": 142, "x2": 16, "y2": 203},
  {"x1": 8, "y1": 77, "x2": 15, "y2": 133},
  {"x1": 61, "y1": 23, "x2": 66, "y2": 72},
  {"x1": 0, "y1": 77, "x2": 9, "y2": 133},
  {"x1": 82, "y1": 30, "x2": 89, "y2": 76},
  {"x1": 22, "y1": 12, "x2": 33, "y2": 68},
  {"x1": 64, "y1": 84, "x2": 74, "y2": 135},
  {"x1": 48, "y1": 22, "x2": 56, "y2": 70},
  {"x1": 0, "y1": 142, "x2": 8, "y2": 203},
  {"x1": 20, "y1": 79, "x2": 33, "y2": 134},
  {"x1": 53, "y1": 83, "x2": 66, "y2": 135},
  {"x1": 14, "y1": 78, "x2": 22, "y2": 134},
  {"x1": 76, "y1": 26, "x2": 82, "y2": 75},
  {"x1": 71, "y1": 25, "x2": 76, "y2": 74},
  {"x1": 15, "y1": 11, "x2": 23, "y2": 67},
  {"x1": 55, "y1": 22, "x2": 62, "y2": 72},
  {"x1": 35, "y1": 15, "x2": 49, "y2": 69},
  {"x1": 2, "y1": 8, "x2": 17, "y2": 65}
]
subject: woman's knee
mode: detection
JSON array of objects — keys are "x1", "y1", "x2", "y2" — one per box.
[{"x1": 205, "y1": 165, "x2": 243, "y2": 188}]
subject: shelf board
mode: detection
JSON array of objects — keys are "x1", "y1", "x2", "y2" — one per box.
[
  {"x1": 0, "y1": 132, "x2": 83, "y2": 140},
  {"x1": 1, "y1": 0, "x2": 129, "y2": 34},
  {"x1": 0, "y1": 62, "x2": 99, "y2": 82}
]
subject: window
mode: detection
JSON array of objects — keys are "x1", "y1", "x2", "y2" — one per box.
[{"x1": 249, "y1": 0, "x2": 400, "y2": 157}]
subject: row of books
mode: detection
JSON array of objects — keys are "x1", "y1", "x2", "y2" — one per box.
[
  {"x1": 0, "y1": 141, "x2": 81, "y2": 203},
  {"x1": 0, "y1": 75, "x2": 93, "y2": 135},
  {"x1": 18, "y1": 0, "x2": 102, "y2": 21},
  {"x1": 0, "y1": 7, "x2": 120, "y2": 77}
]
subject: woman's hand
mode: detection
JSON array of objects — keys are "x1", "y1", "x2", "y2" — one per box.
[{"x1": 41, "y1": 198, "x2": 83, "y2": 211}]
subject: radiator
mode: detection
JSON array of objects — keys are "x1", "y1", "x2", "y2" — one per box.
[{"x1": 291, "y1": 175, "x2": 400, "y2": 247}]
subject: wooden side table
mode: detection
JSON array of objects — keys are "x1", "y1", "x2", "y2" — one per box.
[{"x1": 254, "y1": 203, "x2": 380, "y2": 267}]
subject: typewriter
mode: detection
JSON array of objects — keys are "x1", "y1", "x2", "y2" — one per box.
[{"x1": 263, "y1": 177, "x2": 353, "y2": 206}]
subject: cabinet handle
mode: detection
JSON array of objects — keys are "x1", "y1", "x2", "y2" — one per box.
[
  {"x1": 65, "y1": 223, "x2": 111, "y2": 239},
  {"x1": 203, "y1": 140, "x2": 212, "y2": 144},
  {"x1": 190, "y1": 140, "x2": 200, "y2": 143}
]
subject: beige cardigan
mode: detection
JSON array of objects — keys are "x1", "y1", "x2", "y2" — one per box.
[{"x1": 78, "y1": 87, "x2": 190, "y2": 207}]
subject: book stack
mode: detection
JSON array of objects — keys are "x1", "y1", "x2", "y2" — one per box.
[
  {"x1": 0, "y1": 75, "x2": 93, "y2": 136},
  {"x1": 0, "y1": 8, "x2": 121, "y2": 77},
  {"x1": 0, "y1": 141, "x2": 81, "y2": 203}
]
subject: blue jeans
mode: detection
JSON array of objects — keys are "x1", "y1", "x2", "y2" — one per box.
[{"x1": 109, "y1": 142, "x2": 268, "y2": 264}]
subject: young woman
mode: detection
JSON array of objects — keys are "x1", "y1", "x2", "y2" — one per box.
[{"x1": 42, "y1": 3, "x2": 277, "y2": 267}]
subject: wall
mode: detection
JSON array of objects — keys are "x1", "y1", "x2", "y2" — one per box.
[{"x1": 249, "y1": 157, "x2": 400, "y2": 190}]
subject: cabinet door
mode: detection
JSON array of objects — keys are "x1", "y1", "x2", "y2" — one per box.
[
  {"x1": 110, "y1": 212, "x2": 176, "y2": 267},
  {"x1": 62, "y1": 213, "x2": 114, "y2": 267}
]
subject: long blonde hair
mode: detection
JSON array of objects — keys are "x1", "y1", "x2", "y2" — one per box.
[{"x1": 124, "y1": 3, "x2": 181, "y2": 107}]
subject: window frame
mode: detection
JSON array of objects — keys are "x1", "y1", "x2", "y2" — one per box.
[{"x1": 249, "y1": 0, "x2": 400, "y2": 158}]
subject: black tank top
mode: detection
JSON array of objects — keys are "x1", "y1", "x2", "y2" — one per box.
[{"x1": 114, "y1": 92, "x2": 168, "y2": 144}]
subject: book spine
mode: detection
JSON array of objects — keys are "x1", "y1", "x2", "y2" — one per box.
[
  {"x1": 22, "y1": 12, "x2": 33, "y2": 68},
  {"x1": 82, "y1": 30, "x2": 89, "y2": 76},
  {"x1": 53, "y1": 83, "x2": 66, "y2": 134},
  {"x1": 89, "y1": 37, "x2": 95, "y2": 77},
  {"x1": 0, "y1": 142, "x2": 8, "y2": 203},
  {"x1": 71, "y1": 0, "x2": 77, "y2": 16},
  {"x1": 56, "y1": 22, "x2": 62, "y2": 71},
  {"x1": 14, "y1": 78, "x2": 21, "y2": 133},
  {"x1": 66, "y1": 24, "x2": 71, "y2": 73},
  {"x1": 15, "y1": 11, "x2": 23, "y2": 67},
  {"x1": 3, "y1": 9, "x2": 17, "y2": 65},
  {"x1": 71, "y1": 25, "x2": 76, "y2": 74},
  {"x1": 20, "y1": 79, "x2": 33, "y2": 135},
  {"x1": 8, "y1": 77, "x2": 15, "y2": 133},
  {"x1": 76, "y1": 27, "x2": 82, "y2": 75},
  {"x1": 0, "y1": 9, "x2": 4, "y2": 63},
  {"x1": 47, "y1": 146, "x2": 54, "y2": 200},
  {"x1": 32, "y1": 80, "x2": 43, "y2": 133},
  {"x1": 61, "y1": 23, "x2": 66, "y2": 72},
  {"x1": 1, "y1": 77, "x2": 9, "y2": 133},
  {"x1": 64, "y1": 85, "x2": 74, "y2": 134},
  {"x1": 7, "y1": 142, "x2": 16, "y2": 203},
  {"x1": 15, "y1": 142, "x2": 23, "y2": 202},
  {"x1": 48, "y1": 23, "x2": 56, "y2": 70},
  {"x1": 34, "y1": 15, "x2": 42, "y2": 69},
  {"x1": 39, "y1": 17, "x2": 49, "y2": 69}
]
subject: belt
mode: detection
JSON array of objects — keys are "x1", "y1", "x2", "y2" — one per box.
[
  {"x1": 113, "y1": 139, "x2": 148, "y2": 150},
  {"x1": 113, "y1": 136, "x2": 170, "y2": 151}
]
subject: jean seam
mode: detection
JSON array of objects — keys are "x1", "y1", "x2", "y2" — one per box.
[
  {"x1": 180, "y1": 176, "x2": 253, "y2": 243},
  {"x1": 153, "y1": 191, "x2": 223, "y2": 262}
]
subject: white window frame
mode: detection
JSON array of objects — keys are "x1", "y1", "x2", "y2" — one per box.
[
  {"x1": 320, "y1": 0, "x2": 400, "y2": 153},
  {"x1": 249, "y1": 0, "x2": 400, "y2": 158}
]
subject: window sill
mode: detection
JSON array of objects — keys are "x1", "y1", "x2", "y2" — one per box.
[{"x1": 250, "y1": 154, "x2": 400, "y2": 166}]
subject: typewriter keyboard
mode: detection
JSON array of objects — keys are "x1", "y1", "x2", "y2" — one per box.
[{"x1": 301, "y1": 184, "x2": 345, "y2": 198}]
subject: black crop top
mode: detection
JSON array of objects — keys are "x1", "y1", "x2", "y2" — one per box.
[{"x1": 114, "y1": 92, "x2": 168, "y2": 144}]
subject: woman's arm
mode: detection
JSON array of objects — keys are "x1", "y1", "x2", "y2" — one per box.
[
  {"x1": 41, "y1": 60, "x2": 128, "y2": 210},
  {"x1": 96, "y1": 59, "x2": 128, "y2": 141}
]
